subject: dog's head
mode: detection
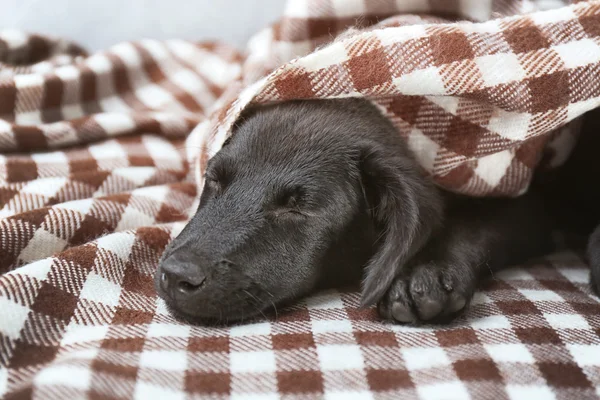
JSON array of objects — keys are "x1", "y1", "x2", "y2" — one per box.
[{"x1": 155, "y1": 98, "x2": 442, "y2": 324}]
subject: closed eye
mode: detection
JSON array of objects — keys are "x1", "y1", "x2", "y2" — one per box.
[
  {"x1": 204, "y1": 175, "x2": 223, "y2": 194},
  {"x1": 204, "y1": 158, "x2": 233, "y2": 195},
  {"x1": 273, "y1": 186, "x2": 307, "y2": 217}
]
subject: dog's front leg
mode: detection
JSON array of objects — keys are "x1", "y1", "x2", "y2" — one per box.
[{"x1": 378, "y1": 191, "x2": 554, "y2": 324}]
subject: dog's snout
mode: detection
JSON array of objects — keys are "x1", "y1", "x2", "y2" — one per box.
[
  {"x1": 159, "y1": 262, "x2": 207, "y2": 298},
  {"x1": 154, "y1": 250, "x2": 254, "y2": 320}
]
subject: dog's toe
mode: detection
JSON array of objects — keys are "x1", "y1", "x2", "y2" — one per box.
[
  {"x1": 391, "y1": 301, "x2": 415, "y2": 323},
  {"x1": 410, "y1": 264, "x2": 449, "y2": 321},
  {"x1": 378, "y1": 261, "x2": 474, "y2": 325},
  {"x1": 378, "y1": 276, "x2": 415, "y2": 323}
]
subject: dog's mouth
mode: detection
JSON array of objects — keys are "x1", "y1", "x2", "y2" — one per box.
[
  {"x1": 156, "y1": 279, "x2": 275, "y2": 326},
  {"x1": 162, "y1": 300, "x2": 272, "y2": 326}
]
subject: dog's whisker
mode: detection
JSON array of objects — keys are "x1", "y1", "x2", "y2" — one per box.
[
  {"x1": 264, "y1": 290, "x2": 279, "y2": 321},
  {"x1": 243, "y1": 289, "x2": 268, "y2": 321},
  {"x1": 269, "y1": 299, "x2": 278, "y2": 321}
]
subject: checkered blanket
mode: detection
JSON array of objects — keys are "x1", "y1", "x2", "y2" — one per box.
[{"x1": 1, "y1": 0, "x2": 600, "y2": 398}]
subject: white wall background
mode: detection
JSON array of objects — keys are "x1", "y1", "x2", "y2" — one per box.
[{"x1": 0, "y1": 0, "x2": 285, "y2": 50}]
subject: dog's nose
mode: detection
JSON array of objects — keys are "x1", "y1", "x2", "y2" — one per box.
[{"x1": 159, "y1": 263, "x2": 207, "y2": 298}]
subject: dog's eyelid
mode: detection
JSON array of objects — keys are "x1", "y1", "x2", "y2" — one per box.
[
  {"x1": 267, "y1": 186, "x2": 316, "y2": 218},
  {"x1": 204, "y1": 165, "x2": 233, "y2": 188},
  {"x1": 203, "y1": 173, "x2": 228, "y2": 196},
  {"x1": 203, "y1": 173, "x2": 220, "y2": 186},
  {"x1": 272, "y1": 207, "x2": 309, "y2": 219},
  {"x1": 276, "y1": 186, "x2": 305, "y2": 208}
]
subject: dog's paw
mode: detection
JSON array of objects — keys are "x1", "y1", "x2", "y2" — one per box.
[{"x1": 378, "y1": 261, "x2": 476, "y2": 324}]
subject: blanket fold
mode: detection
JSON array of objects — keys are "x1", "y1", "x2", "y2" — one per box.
[{"x1": 1, "y1": 1, "x2": 600, "y2": 399}]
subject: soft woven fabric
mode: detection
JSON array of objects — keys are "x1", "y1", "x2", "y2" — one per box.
[{"x1": 1, "y1": 0, "x2": 600, "y2": 399}]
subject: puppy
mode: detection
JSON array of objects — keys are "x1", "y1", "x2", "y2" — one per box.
[{"x1": 155, "y1": 98, "x2": 577, "y2": 325}]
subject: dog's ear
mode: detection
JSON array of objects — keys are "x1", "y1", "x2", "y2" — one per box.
[{"x1": 359, "y1": 140, "x2": 443, "y2": 307}]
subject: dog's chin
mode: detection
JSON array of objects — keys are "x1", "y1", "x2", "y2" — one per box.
[{"x1": 162, "y1": 299, "x2": 271, "y2": 327}]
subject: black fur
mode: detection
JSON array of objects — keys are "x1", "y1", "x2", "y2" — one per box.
[
  {"x1": 588, "y1": 225, "x2": 600, "y2": 295},
  {"x1": 533, "y1": 107, "x2": 600, "y2": 300},
  {"x1": 155, "y1": 97, "x2": 596, "y2": 325},
  {"x1": 378, "y1": 192, "x2": 553, "y2": 323}
]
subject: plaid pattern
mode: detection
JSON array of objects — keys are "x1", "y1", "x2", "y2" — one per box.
[
  {"x1": 196, "y1": 0, "x2": 600, "y2": 197},
  {"x1": 1, "y1": 0, "x2": 600, "y2": 398},
  {"x1": 2, "y1": 249, "x2": 600, "y2": 399}
]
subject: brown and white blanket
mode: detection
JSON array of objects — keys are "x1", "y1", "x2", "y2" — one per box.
[{"x1": 1, "y1": 0, "x2": 600, "y2": 398}]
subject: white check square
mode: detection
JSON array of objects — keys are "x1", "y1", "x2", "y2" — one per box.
[
  {"x1": 544, "y1": 314, "x2": 590, "y2": 330},
  {"x1": 318, "y1": 344, "x2": 364, "y2": 371},
  {"x1": 94, "y1": 113, "x2": 136, "y2": 136},
  {"x1": 402, "y1": 347, "x2": 451, "y2": 370},
  {"x1": 470, "y1": 315, "x2": 512, "y2": 330},
  {"x1": 231, "y1": 395, "x2": 279, "y2": 400},
  {"x1": 34, "y1": 365, "x2": 92, "y2": 390},
  {"x1": 79, "y1": 272, "x2": 122, "y2": 307},
  {"x1": 139, "y1": 350, "x2": 187, "y2": 371},
  {"x1": 560, "y1": 268, "x2": 591, "y2": 283},
  {"x1": 475, "y1": 150, "x2": 514, "y2": 187},
  {"x1": 407, "y1": 128, "x2": 440, "y2": 172},
  {"x1": 332, "y1": 0, "x2": 366, "y2": 19},
  {"x1": 487, "y1": 109, "x2": 531, "y2": 141},
  {"x1": 297, "y1": 43, "x2": 349, "y2": 72},
  {"x1": 18, "y1": 229, "x2": 68, "y2": 265},
  {"x1": 115, "y1": 206, "x2": 156, "y2": 231},
  {"x1": 134, "y1": 382, "x2": 186, "y2": 400},
  {"x1": 554, "y1": 39, "x2": 600, "y2": 69},
  {"x1": 311, "y1": 319, "x2": 353, "y2": 334},
  {"x1": 567, "y1": 344, "x2": 600, "y2": 366},
  {"x1": 325, "y1": 391, "x2": 374, "y2": 400},
  {"x1": 518, "y1": 289, "x2": 563, "y2": 302},
  {"x1": 147, "y1": 323, "x2": 191, "y2": 338},
  {"x1": 0, "y1": 366, "x2": 7, "y2": 397},
  {"x1": 20, "y1": 177, "x2": 67, "y2": 198},
  {"x1": 394, "y1": 67, "x2": 447, "y2": 96},
  {"x1": 531, "y1": 7, "x2": 575, "y2": 25},
  {"x1": 417, "y1": 381, "x2": 470, "y2": 400},
  {"x1": 506, "y1": 385, "x2": 556, "y2": 400},
  {"x1": 485, "y1": 343, "x2": 535, "y2": 364},
  {"x1": 495, "y1": 269, "x2": 535, "y2": 281},
  {"x1": 230, "y1": 350, "x2": 276, "y2": 373},
  {"x1": 0, "y1": 297, "x2": 30, "y2": 339},
  {"x1": 306, "y1": 291, "x2": 345, "y2": 309},
  {"x1": 476, "y1": 53, "x2": 526, "y2": 86},
  {"x1": 230, "y1": 322, "x2": 272, "y2": 337},
  {"x1": 61, "y1": 325, "x2": 109, "y2": 346}
]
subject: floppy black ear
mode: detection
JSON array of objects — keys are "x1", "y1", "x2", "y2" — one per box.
[{"x1": 359, "y1": 140, "x2": 444, "y2": 307}]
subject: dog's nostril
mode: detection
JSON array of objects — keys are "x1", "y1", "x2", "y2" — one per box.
[
  {"x1": 159, "y1": 263, "x2": 207, "y2": 297},
  {"x1": 176, "y1": 277, "x2": 207, "y2": 293}
]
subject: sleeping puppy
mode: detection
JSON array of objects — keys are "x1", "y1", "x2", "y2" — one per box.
[{"x1": 155, "y1": 97, "x2": 567, "y2": 325}]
